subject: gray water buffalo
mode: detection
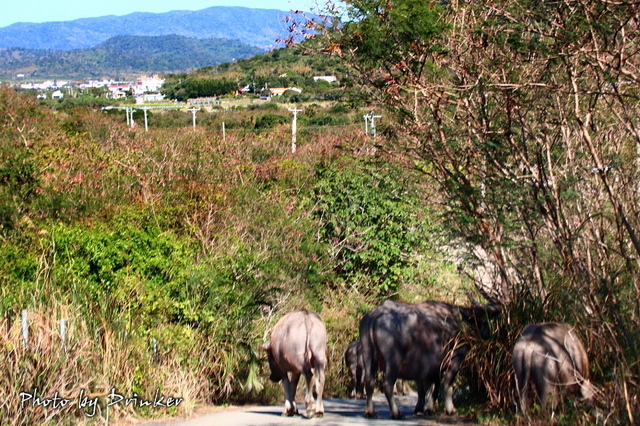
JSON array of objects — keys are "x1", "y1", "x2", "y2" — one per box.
[
  {"x1": 359, "y1": 299, "x2": 500, "y2": 419},
  {"x1": 346, "y1": 339, "x2": 410, "y2": 399},
  {"x1": 513, "y1": 322, "x2": 594, "y2": 412},
  {"x1": 260, "y1": 310, "x2": 327, "y2": 417},
  {"x1": 345, "y1": 340, "x2": 365, "y2": 399}
]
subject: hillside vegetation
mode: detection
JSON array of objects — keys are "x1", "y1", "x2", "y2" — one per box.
[
  {"x1": 161, "y1": 43, "x2": 350, "y2": 102},
  {"x1": 314, "y1": 0, "x2": 640, "y2": 423},
  {"x1": 2, "y1": 0, "x2": 640, "y2": 423},
  {"x1": 0, "y1": 35, "x2": 265, "y2": 80},
  {"x1": 0, "y1": 86, "x2": 458, "y2": 424}
]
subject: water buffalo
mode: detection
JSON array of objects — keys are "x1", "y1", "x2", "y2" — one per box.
[
  {"x1": 513, "y1": 322, "x2": 594, "y2": 412},
  {"x1": 345, "y1": 340, "x2": 365, "y2": 399},
  {"x1": 260, "y1": 310, "x2": 327, "y2": 417},
  {"x1": 346, "y1": 339, "x2": 410, "y2": 399},
  {"x1": 359, "y1": 299, "x2": 500, "y2": 419}
]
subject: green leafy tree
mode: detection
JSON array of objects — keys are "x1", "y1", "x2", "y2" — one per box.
[
  {"x1": 162, "y1": 77, "x2": 238, "y2": 101},
  {"x1": 309, "y1": 158, "x2": 428, "y2": 295},
  {"x1": 318, "y1": 0, "x2": 640, "y2": 418}
]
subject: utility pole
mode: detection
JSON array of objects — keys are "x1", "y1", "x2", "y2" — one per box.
[
  {"x1": 128, "y1": 107, "x2": 136, "y2": 128},
  {"x1": 369, "y1": 111, "x2": 382, "y2": 137},
  {"x1": 188, "y1": 107, "x2": 200, "y2": 131},
  {"x1": 288, "y1": 108, "x2": 303, "y2": 153},
  {"x1": 363, "y1": 111, "x2": 382, "y2": 137},
  {"x1": 141, "y1": 107, "x2": 150, "y2": 132}
]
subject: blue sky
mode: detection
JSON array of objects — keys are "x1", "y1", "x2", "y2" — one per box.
[{"x1": 0, "y1": 0, "x2": 321, "y2": 28}]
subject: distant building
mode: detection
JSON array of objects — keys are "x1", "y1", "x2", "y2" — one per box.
[
  {"x1": 135, "y1": 75, "x2": 165, "y2": 94},
  {"x1": 51, "y1": 90, "x2": 64, "y2": 99},
  {"x1": 135, "y1": 93, "x2": 165, "y2": 104},
  {"x1": 19, "y1": 80, "x2": 68, "y2": 90},
  {"x1": 107, "y1": 84, "x2": 131, "y2": 99},
  {"x1": 269, "y1": 87, "x2": 302, "y2": 96},
  {"x1": 313, "y1": 76, "x2": 338, "y2": 83}
]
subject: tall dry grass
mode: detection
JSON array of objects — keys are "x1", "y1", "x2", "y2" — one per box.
[{"x1": 0, "y1": 299, "x2": 225, "y2": 424}]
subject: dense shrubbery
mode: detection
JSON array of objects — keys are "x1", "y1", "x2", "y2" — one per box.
[
  {"x1": 319, "y1": 0, "x2": 640, "y2": 422},
  {"x1": 309, "y1": 158, "x2": 430, "y2": 295},
  {"x1": 0, "y1": 86, "x2": 450, "y2": 424},
  {"x1": 160, "y1": 43, "x2": 349, "y2": 103},
  {"x1": 161, "y1": 77, "x2": 238, "y2": 102}
]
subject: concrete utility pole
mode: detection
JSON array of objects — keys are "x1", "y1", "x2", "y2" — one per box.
[
  {"x1": 141, "y1": 107, "x2": 151, "y2": 132},
  {"x1": 188, "y1": 107, "x2": 200, "y2": 131},
  {"x1": 369, "y1": 112, "x2": 382, "y2": 137},
  {"x1": 129, "y1": 107, "x2": 137, "y2": 128},
  {"x1": 288, "y1": 108, "x2": 303, "y2": 153},
  {"x1": 364, "y1": 111, "x2": 382, "y2": 137}
]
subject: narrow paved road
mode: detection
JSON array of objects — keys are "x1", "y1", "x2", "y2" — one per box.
[{"x1": 135, "y1": 394, "x2": 476, "y2": 426}]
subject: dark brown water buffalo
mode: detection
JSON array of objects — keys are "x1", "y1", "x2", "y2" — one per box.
[
  {"x1": 345, "y1": 340, "x2": 365, "y2": 399},
  {"x1": 260, "y1": 310, "x2": 327, "y2": 417},
  {"x1": 359, "y1": 299, "x2": 500, "y2": 419},
  {"x1": 513, "y1": 322, "x2": 594, "y2": 412}
]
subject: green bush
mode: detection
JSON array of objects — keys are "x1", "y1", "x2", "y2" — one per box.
[
  {"x1": 254, "y1": 113, "x2": 288, "y2": 129},
  {"x1": 309, "y1": 158, "x2": 430, "y2": 296}
]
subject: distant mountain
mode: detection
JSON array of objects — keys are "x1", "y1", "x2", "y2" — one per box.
[
  {"x1": 0, "y1": 6, "x2": 308, "y2": 51},
  {"x1": 0, "y1": 35, "x2": 265, "y2": 79}
]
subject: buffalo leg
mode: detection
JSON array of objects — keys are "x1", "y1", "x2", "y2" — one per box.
[
  {"x1": 356, "y1": 364, "x2": 364, "y2": 399},
  {"x1": 349, "y1": 362, "x2": 357, "y2": 398},
  {"x1": 414, "y1": 380, "x2": 437, "y2": 415},
  {"x1": 384, "y1": 374, "x2": 403, "y2": 419},
  {"x1": 442, "y1": 351, "x2": 466, "y2": 415},
  {"x1": 516, "y1": 375, "x2": 529, "y2": 413},
  {"x1": 415, "y1": 380, "x2": 426, "y2": 415},
  {"x1": 427, "y1": 380, "x2": 439, "y2": 414},
  {"x1": 363, "y1": 373, "x2": 377, "y2": 418},
  {"x1": 361, "y1": 338, "x2": 378, "y2": 418},
  {"x1": 313, "y1": 366, "x2": 325, "y2": 417},
  {"x1": 303, "y1": 371, "x2": 316, "y2": 417},
  {"x1": 282, "y1": 372, "x2": 300, "y2": 416}
]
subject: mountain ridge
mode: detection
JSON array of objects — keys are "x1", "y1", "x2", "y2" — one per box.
[
  {"x1": 0, "y1": 35, "x2": 265, "y2": 79},
  {"x1": 0, "y1": 6, "x2": 308, "y2": 51}
]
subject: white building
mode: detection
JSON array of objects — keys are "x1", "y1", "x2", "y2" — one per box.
[
  {"x1": 313, "y1": 76, "x2": 338, "y2": 83},
  {"x1": 135, "y1": 93, "x2": 166, "y2": 104},
  {"x1": 135, "y1": 75, "x2": 165, "y2": 94}
]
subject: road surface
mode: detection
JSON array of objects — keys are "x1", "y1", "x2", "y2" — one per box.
[{"x1": 135, "y1": 394, "x2": 476, "y2": 426}]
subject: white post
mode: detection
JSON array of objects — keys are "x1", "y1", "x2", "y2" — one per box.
[
  {"x1": 143, "y1": 107, "x2": 149, "y2": 132},
  {"x1": 188, "y1": 108, "x2": 199, "y2": 131},
  {"x1": 60, "y1": 319, "x2": 67, "y2": 347},
  {"x1": 129, "y1": 107, "x2": 136, "y2": 128},
  {"x1": 363, "y1": 114, "x2": 369, "y2": 135},
  {"x1": 222, "y1": 122, "x2": 226, "y2": 141},
  {"x1": 369, "y1": 112, "x2": 382, "y2": 137},
  {"x1": 21, "y1": 309, "x2": 28, "y2": 348},
  {"x1": 288, "y1": 108, "x2": 303, "y2": 153},
  {"x1": 152, "y1": 338, "x2": 158, "y2": 362}
]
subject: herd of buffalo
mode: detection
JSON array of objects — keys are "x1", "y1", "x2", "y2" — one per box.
[{"x1": 260, "y1": 300, "x2": 595, "y2": 419}]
